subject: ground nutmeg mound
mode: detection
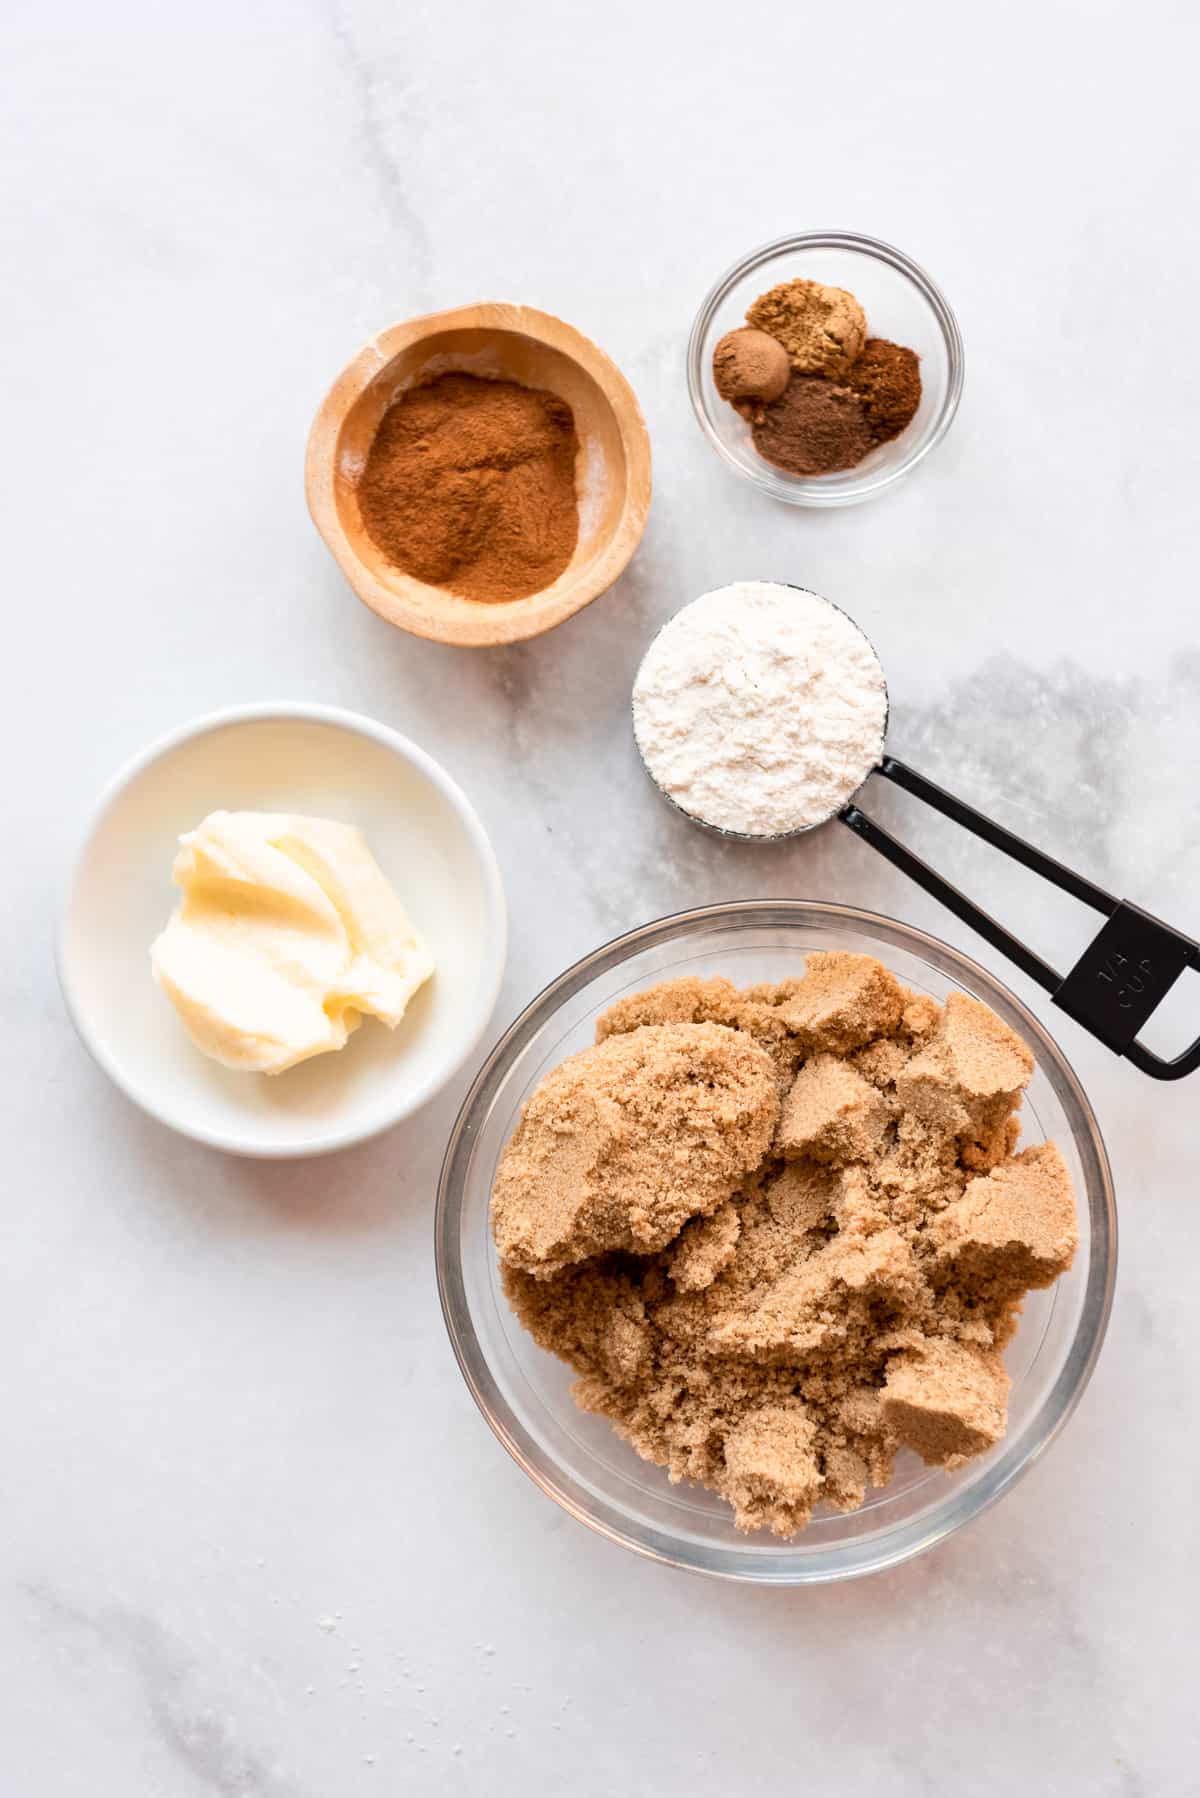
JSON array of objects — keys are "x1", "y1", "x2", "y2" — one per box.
[{"x1": 491, "y1": 954, "x2": 1078, "y2": 1537}]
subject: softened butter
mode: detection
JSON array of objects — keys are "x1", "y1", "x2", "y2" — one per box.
[{"x1": 150, "y1": 810, "x2": 434, "y2": 1075}]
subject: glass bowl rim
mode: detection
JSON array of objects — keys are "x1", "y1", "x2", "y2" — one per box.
[
  {"x1": 435, "y1": 899, "x2": 1115, "y2": 1584},
  {"x1": 686, "y1": 229, "x2": 966, "y2": 507}
]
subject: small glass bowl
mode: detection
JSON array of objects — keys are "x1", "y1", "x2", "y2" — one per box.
[
  {"x1": 436, "y1": 903, "x2": 1115, "y2": 1584},
  {"x1": 687, "y1": 231, "x2": 964, "y2": 507}
]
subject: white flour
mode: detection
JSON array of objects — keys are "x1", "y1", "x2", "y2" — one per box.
[{"x1": 632, "y1": 582, "x2": 888, "y2": 837}]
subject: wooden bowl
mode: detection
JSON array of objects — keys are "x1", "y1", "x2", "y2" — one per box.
[{"x1": 305, "y1": 304, "x2": 653, "y2": 647}]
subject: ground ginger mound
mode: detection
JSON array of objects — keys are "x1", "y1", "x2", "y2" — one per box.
[
  {"x1": 492, "y1": 955, "x2": 1078, "y2": 1537},
  {"x1": 744, "y1": 278, "x2": 868, "y2": 378}
]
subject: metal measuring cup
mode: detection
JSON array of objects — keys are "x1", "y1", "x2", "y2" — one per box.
[{"x1": 633, "y1": 585, "x2": 1199, "y2": 1081}]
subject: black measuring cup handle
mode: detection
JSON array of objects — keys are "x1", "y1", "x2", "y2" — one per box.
[{"x1": 839, "y1": 756, "x2": 1200, "y2": 1080}]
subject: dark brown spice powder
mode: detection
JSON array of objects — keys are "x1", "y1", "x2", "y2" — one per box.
[
  {"x1": 751, "y1": 377, "x2": 874, "y2": 476},
  {"x1": 845, "y1": 339, "x2": 922, "y2": 444}
]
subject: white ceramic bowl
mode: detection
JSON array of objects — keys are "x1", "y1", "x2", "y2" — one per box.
[{"x1": 58, "y1": 703, "x2": 507, "y2": 1157}]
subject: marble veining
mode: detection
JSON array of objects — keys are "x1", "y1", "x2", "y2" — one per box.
[{"x1": 18, "y1": 1583, "x2": 297, "y2": 1796}]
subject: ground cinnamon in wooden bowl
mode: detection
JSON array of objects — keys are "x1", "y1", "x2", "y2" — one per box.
[
  {"x1": 357, "y1": 372, "x2": 580, "y2": 605},
  {"x1": 306, "y1": 305, "x2": 652, "y2": 648}
]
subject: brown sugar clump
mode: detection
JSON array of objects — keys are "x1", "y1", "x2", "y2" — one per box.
[
  {"x1": 723, "y1": 1404, "x2": 821, "y2": 1536},
  {"x1": 882, "y1": 1340, "x2": 1010, "y2": 1466},
  {"x1": 491, "y1": 1022, "x2": 778, "y2": 1278},
  {"x1": 745, "y1": 278, "x2": 867, "y2": 378},
  {"x1": 763, "y1": 952, "x2": 907, "y2": 1053},
  {"x1": 493, "y1": 955, "x2": 1078, "y2": 1535},
  {"x1": 901, "y1": 993, "x2": 941, "y2": 1041},
  {"x1": 597, "y1": 975, "x2": 801, "y2": 1092},
  {"x1": 845, "y1": 338, "x2": 923, "y2": 444},
  {"x1": 896, "y1": 991, "x2": 1034, "y2": 1156},
  {"x1": 777, "y1": 1053, "x2": 891, "y2": 1164},
  {"x1": 668, "y1": 1201, "x2": 742, "y2": 1292},
  {"x1": 930, "y1": 1142, "x2": 1078, "y2": 1294},
  {"x1": 712, "y1": 1211, "x2": 919, "y2": 1359}
]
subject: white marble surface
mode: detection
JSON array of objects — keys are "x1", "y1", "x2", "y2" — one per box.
[{"x1": 5, "y1": 2, "x2": 1200, "y2": 1792}]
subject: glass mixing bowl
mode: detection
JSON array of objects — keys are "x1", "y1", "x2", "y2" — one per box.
[
  {"x1": 687, "y1": 231, "x2": 964, "y2": 506},
  {"x1": 436, "y1": 903, "x2": 1114, "y2": 1583}
]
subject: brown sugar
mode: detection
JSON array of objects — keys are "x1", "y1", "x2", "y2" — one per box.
[
  {"x1": 491, "y1": 1021, "x2": 777, "y2": 1278},
  {"x1": 776, "y1": 1054, "x2": 890, "y2": 1164},
  {"x1": 896, "y1": 990, "x2": 1035, "y2": 1161},
  {"x1": 356, "y1": 372, "x2": 579, "y2": 604},
  {"x1": 758, "y1": 951, "x2": 907, "y2": 1053},
  {"x1": 882, "y1": 1339, "x2": 1010, "y2": 1465},
  {"x1": 929, "y1": 1142, "x2": 1078, "y2": 1294},
  {"x1": 667, "y1": 1201, "x2": 742, "y2": 1293},
  {"x1": 493, "y1": 955, "x2": 1078, "y2": 1536},
  {"x1": 596, "y1": 973, "x2": 802, "y2": 1092},
  {"x1": 723, "y1": 1404, "x2": 822, "y2": 1536}
]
